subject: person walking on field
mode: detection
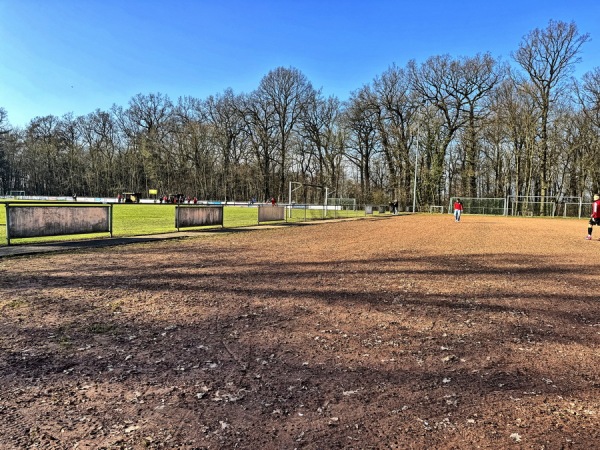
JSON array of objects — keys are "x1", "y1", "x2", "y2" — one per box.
[
  {"x1": 453, "y1": 198, "x2": 463, "y2": 222},
  {"x1": 586, "y1": 194, "x2": 600, "y2": 240}
]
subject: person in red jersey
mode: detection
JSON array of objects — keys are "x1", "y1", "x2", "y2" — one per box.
[
  {"x1": 586, "y1": 194, "x2": 600, "y2": 240},
  {"x1": 453, "y1": 198, "x2": 463, "y2": 222}
]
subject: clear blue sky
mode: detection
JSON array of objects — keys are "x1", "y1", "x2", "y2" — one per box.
[{"x1": 2, "y1": 0, "x2": 600, "y2": 128}]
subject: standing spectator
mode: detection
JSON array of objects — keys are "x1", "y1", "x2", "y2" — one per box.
[
  {"x1": 586, "y1": 194, "x2": 600, "y2": 240},
  {"x1": 193, "y1": 197, "x2": 197, "y2": 204},
  {"x1": 271, "y1": 197, "x2": 276, "y2": 206},
  {"x1": 453, "y1": 198, "x2": 464, "y2": 222},
  {"x1": 392, "y1": 199, "x2": 398, "y2": 215},
  {"x1": 117, "y1": 193, "x2": 122, "y2": 203}
]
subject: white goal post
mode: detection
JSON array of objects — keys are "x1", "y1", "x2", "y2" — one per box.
[
  {"x1": 287, "y1": 181, "x2": 330, "y2": 219},
  {"x1": 429, "y1": 205, "x2": 444, "y2": 214},
  {"x1": 448, "y1": 197, "x2": 507, "y2": 215}
]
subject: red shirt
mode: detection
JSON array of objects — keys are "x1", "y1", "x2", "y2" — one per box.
[
  {"x1": 592, "y1": 199, "x2": 600, "y2": 219},
  {"x1": 453, "y1": 201, "x2": 463, "y2": 211}
]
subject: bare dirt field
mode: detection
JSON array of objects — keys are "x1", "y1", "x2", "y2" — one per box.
[{"x1": 1, "y1": 214, "x2": 600, "y2": 449}]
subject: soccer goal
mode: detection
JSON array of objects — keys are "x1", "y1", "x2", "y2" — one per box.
[
  {"x1": 507, "y1": 196, "x2": 557, "y2": 217},
  {"x1": 325, "y1": 197, "x2": 360, "y2": 219},
  {"x1": 447, "y1": 197, "x2": 507, "y2": 215},
  {"x1": 554, "y1": 197, "x2": 583, "y2": 218},
  {"x1": 287, "y1": 181, "x2": 350, "y2": 220},
  {"x1": 429, "y1": 205, "x2": 444, "y2": 214},
  {"x1": 327, "y1": 197, "x2": 357, "y2": 210}
]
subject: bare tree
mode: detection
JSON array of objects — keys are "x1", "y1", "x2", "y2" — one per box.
[
  {"x1": 78, "y1": 109, "x2": 121, "y2": 195},
  {"x1": 23, "y1": 115, "x2": 62, "y2": 195},
  {"x1": 126, "y1": 92, "x2": 175, "y2": 193},
  {"x1": 370, "y1": 64, "x2": 414, "y2": 206},
  {"x1": 299, "y1": 92, "x2": 345, "y2": 196},
  {"x1": 513, "y1": 20, "x2": 590, "y2": 212},
  {"x1": 408, "y1": 55, "x2": 469, "y2": 205},
  {"x1": 575, "y1": 68, "x2": 600, "y2": 194},
  {"x1": 343, "y1": 86, "x2": 379, "y2": 202},
  {"x1": 239, "y1": 91, "x2": 278, "y2": 201},
  {"x1": 203, "y1": 89, "x2": 246, "y2": 202},
  {"x1": 171, "y1": 96, "x2": 211, "y2": 198},
  {"x1": 490, "y1": 76, "x2": 536, "y2": 205},
  {"x1": 0, "y1": 108, "x2": 12, "y2": 194},
  {"x1": 455, "y1": 53, "x2": 504, "y2": 197},
  {"x1": 256, "y1": 67, "x2": 315, "y2": 199},
  {"x1": 55, "y1": 113, "x2": 85, "y2": 196},
  {"x1": 578, "y1": 68, "x2": 600, "y2": 128},
  {"x1": 0, "y1": 108, "x2": 9, "y2": 135}
]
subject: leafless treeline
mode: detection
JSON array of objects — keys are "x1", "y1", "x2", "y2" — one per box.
[{"x1": 1, "y1": 21, "x2": 600, "y2": 208}]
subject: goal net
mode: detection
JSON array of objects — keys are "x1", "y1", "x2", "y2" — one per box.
[
  {"x1": 447, "y1": 197, "x2": 507, "y2": 215},
  {"x1": 553, "y1": 197, "x2": 583, "y2": 218},
  {"x1": 507, "y1": 196, "x2": 557, "y2": 217},
  {"x1": 326, "y1": 197, "x2": 357, "y2": 210}
]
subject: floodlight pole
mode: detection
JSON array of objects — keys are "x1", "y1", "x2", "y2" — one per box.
[{"x1": 412, "y1": 128, "x2": 419, "y2": 214}]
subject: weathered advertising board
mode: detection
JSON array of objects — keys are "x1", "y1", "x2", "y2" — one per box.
[
  {"x1": 258, "y1": 205, "x2": 285, "y2": 223},
  {"x1": 176, "y1": 205, "x2": 224, "y2": 229},
  {"x1": 6, "y1": 205, "x2": 112, "y2": 244}
]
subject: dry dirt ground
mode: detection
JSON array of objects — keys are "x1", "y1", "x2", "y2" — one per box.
[{"x1": 1, "y1": 214, "x2": 600, "y2": 449}]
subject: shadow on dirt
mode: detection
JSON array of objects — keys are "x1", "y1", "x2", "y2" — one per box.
[{"x1": 1, "y1": 226, "x2": 599, "y2": 448}]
